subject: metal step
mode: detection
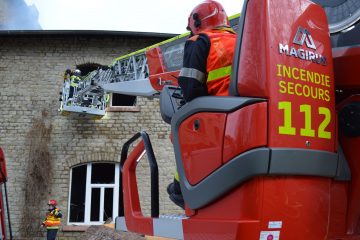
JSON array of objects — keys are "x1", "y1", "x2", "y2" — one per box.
[{"x1": 116, "y1": 214, "x2": 187, "y2": 240}]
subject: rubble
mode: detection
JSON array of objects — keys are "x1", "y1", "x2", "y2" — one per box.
[{"x1": 79, "y1": 225, "x2": 145, "y2": 240}]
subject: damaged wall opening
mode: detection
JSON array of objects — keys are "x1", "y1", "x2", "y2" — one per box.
[
  {"x1": 111, "y1": 93, "x2": 137, "y2": 107},
  {"x1": 68, "y1": 163, "x2": 120, "y2": 225}
]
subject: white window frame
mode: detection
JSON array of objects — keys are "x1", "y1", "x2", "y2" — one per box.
[{"x1": 67, "y1": 163, "x2": 120, "y2": 225}]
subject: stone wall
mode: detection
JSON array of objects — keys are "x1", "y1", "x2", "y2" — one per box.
[{"x1": 0, "y1": 33, "x2": 182, "y2": 239}]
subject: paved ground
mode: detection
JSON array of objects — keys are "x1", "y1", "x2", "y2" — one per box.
[{"x1": 79, "y1": 225, "x2": 173, "y2": 240}]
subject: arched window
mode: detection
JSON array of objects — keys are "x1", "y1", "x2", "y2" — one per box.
[{"x1": 68, "y1": 163, "x2": 120, "y2": 225}]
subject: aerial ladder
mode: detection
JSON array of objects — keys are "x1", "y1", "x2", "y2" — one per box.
[
  {"x1": 60, "y1": 0, "x2": 360, "y2": 239},
  {"x1": 58, "y1": 15, "x2": 240, "y2": 119}
]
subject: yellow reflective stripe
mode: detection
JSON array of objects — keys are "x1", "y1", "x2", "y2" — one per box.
[
  {"x1": 213, "y1": 26, "x2": 236, "y2": 34},
  {"x1": 110, "y1": 13, "x2": 240, "y2": 66},
  {"x1": 229, "y1": 13, "x2": 240, "y2": 21},
  {"x1": 207, "y1": 65, "x2": 232, "y2": 82},
  {"x1": 105, "y1": 94, "x2": 110, "y2": 102},
  {"x1": 47, "y1": 226, "x2": 60, "y2": 229},
  {"x1": 111, "y1": 31, "x2": 191, "y2": 64},
  {"x1": 174, "y1": 171, "x2": 179, "y2": 181}
]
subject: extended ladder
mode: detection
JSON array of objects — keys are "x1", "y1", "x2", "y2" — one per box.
[{"x1": 59, "y1": 14, "x2": 240, "y2": 119}]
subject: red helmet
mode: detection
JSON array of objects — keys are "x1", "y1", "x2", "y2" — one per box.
[
  {"x1": 187, "y1": 0, "x2": 230, "y2": 35},
  {"x1": 48, "y1": 199, "x2": 57, "y2": 206}
]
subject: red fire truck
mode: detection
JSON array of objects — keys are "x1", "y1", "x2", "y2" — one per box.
[
  {"x1": 60, "y1": 0, "x2": 360, "y2": 239},
  {"x1": 0, "y1": 148, "x2": 10, "y2": 240},
  {"x1": 115, "y1": 0, "x2": 360, "y2": 239}
]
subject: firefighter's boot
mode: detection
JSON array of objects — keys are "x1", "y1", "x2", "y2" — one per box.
[{"x1": 167, "y1": 178, "x2": 184, "y2": 209}]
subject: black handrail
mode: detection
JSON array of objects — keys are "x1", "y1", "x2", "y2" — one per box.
[{"x1": 119, "y1": 131, "x2": 159, "y2": 218}]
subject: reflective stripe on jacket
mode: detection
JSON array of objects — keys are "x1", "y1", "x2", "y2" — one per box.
[
  {"x1": 203, "y1": 28, "x2": 236, "y2": 96},
  {"x1": 43, "y1": 208, "x2": 61, "y2": 229},
  {"x1": 70, "y1": 75, "x2": 81, "y2": 87}
]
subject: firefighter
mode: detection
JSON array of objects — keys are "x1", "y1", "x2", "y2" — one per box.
[
  {"x1": 67, "y1": 69, "x2": 82, "y2": 105},
  {"x1": 63, "y1": 68, "x2": 72, "y2": 82},
  {"x1": 42, "y1": 199, "x2": 62, "y2": 240},
  {"x1": 167, "y1": 0, "x2": 236, "y2": 209}
]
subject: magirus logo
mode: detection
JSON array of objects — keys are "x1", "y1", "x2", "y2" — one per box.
[
  {"x1": 293, "y1": 27, "x2": 316, "y2": 50},
  {"x1": 279, "y1": 26, "x2": 327, "y2": 66}
]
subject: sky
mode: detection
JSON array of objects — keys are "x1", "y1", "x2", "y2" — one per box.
[{"x1": 22, "y1": 0, "x2": 244, "y2": 34}]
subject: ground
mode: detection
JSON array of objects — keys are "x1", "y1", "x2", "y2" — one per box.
[
  {"x1": 79, "y1": 225, "x2": 173, "y2": 240},
  {"x1": 79, "y1": 225, "x2": 143, "y2": 240}
]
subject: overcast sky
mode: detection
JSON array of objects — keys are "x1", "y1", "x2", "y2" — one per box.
[{"x1": 23, "y1": 0, "x2": 244, "y2": 34}]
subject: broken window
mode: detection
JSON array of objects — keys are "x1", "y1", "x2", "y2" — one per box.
[
  {"x1": 111, "y1": 93, "x2": 137, "y2": 107},
  {"x1": 68, "y1": 163, "x2": 120, "y2": 225}
]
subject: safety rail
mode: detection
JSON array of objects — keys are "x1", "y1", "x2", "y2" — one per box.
[{"x1": 119, "y1": 131, "x2": 159, "y2": 218}]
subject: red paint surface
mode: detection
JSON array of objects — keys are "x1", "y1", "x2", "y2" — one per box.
[
  {"x1": 122, "y1": 141, "x2": 154, "y2": 236},
  {"x1": 179, "y1": 112, "x2": 226, "y2": 185},
  {"x1": 223, "y1": 102, "x2": 267, "y2": 163}
]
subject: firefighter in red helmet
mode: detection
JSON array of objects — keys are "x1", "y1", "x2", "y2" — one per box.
[
  {"x1": 167, "y1": 0, "x2": 236, "y2": 209},
  {"x1": 42, "y1": 199, "x2": 62, "y2": 240},
  {"x1": 180, "y1": 0, "x2": 236, "y2": 100}
]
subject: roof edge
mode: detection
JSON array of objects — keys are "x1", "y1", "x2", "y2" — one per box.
[{"x1": 0, "y1": 30, "x2": 177, "y2": 38}]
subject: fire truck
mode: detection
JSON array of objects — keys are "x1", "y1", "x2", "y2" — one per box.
[
  {"x1": 60, "y1": 0, "x2": 360, "y2": 239},
  {"x1": 0, "y1": 148, "x2": 10, "y2": 240}
]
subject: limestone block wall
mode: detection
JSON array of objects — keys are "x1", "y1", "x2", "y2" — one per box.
[{"x1": 0, "y1": 33, "x2": 182, "y2": 239}]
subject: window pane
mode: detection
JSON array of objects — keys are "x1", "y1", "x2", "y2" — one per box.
[
  {"x1": 119, "y1": 174, "x2": 123, "y2": 216},
  {"x1": 90, "y1": 188, "x2": 100, "y2": 222},
  {"x1": 112, "y1": 93, "x2": 136, "y2": 106},
  {"x1": 69, "y1": 165, "x2": 86, "y2": 222},
  {"x1": 104, "y1": 188, "x2": 114, "y2": 221},
  {"x1": 91, "y1": 163, "x2": 115, "y2": 184}
]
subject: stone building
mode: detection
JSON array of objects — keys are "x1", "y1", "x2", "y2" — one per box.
[{"x1": 0, "y1": 31, "x2": 182, "y2": 239}]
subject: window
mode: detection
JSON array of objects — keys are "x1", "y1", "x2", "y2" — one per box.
[
  {"x1": 111, "y1": 93, "x2": 137, "y2": 107},
  {"x1": 68, "y1": 163, "x2": 120, "y2": 225},
  {"x1": 106, "y1": 93, "x2": 139, "y2": 112}
]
